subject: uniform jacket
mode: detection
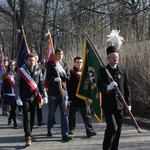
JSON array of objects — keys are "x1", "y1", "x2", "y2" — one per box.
[
  {"x1": 97, "y1": 64, "x2": 131, "y2": 110},
  {"x1": 46, "y1": 60, "x2": 70, "y2": 96},
  {"x1": 15, "y1": 64, "x2": 47, "y2": 101},
  {"x1": 1, "y1": 72, "x2": 16, "y2": 98},
  {"x1": 67, "y1": 67, "x2": 85, "y2": 107}
]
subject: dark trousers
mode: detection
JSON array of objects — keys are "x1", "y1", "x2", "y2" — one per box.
[
  {"x1": 22, "y1": 100, "x2": 37, "y2": 137},
  {"x1": 103, "y1": 109, "x2": 123, "y2": 150},
  {"x1": 18, "y1": 106, "x2": 22, "y2": 112},
  {"x1": 37, "y1": 105, "x2": 43, "y2": 123},
  {"x1": 69, "y1": 105, "x2": 94, "y2": 134},
  {"x1": 8, "y1": 104, "x2": 17, "y2": 124}
]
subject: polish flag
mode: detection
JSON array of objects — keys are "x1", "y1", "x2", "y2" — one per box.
[
  {"x1": 44, "y1": 31, "x2": 55, "y2": 88},
  {"x1": 45, "y1": 31, "x2": 54, "y2": 61}
]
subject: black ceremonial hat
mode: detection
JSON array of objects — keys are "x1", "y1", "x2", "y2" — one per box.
[{"x1": 106, "y1": 46, "x2": 118, "y2": 55}]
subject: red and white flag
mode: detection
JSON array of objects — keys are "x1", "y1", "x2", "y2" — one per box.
[
  {"x1": 45, "y1": 31, "x2": 54, "y2": 61},
  {"x1": 44, "y1": 30, "x2": 55, "y2": 88}
]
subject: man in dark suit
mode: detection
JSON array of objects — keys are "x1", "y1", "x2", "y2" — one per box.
[
  {"x1": 97, "y1": 46, "x2": 131, "y2": 150},
  {"x1": 68, "y1": 56, "x2": 97, "y2": 137},
  {"x1": 15, "y1": 53, "x2": 48, "y2": 146}
]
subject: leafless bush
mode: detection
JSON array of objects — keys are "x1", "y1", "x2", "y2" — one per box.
[{"x1": 120, "y1": 40, "x2": 150, "y2": 118}]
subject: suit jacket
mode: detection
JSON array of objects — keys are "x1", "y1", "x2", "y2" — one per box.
[
  {"x1": 1, "y1": 72, "x2": 16, "y2": 98},
  {"x1": 67, "y1": 67, "x2": 85, "y2": 107},
  {"x1": 46, "y1": 60, "x2": 70, "y2": 96},
  {"x1": 97, "y1": 64, "x2": 131, "y2": 110},
  {"x1": 15, "y1": 64, "x2": 47, "y2": 101}
]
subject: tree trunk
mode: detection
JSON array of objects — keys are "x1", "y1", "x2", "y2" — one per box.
[{"x1": 39, "y1": 0, "x2": 50, "y2": 61}]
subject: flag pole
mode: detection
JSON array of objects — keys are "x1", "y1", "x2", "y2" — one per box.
[
  {"x1": 0, "y1": 48, "x2": 6, "y2": 74},
  {"x1": 47, "y1": 30, "x2": 68, "y2": 116},
  {"x1": 21, "y1": 25, "x2": 30, "y2": 53},
  {"x1": 86, "y1": 33, "x2": 141, "y2": 133}
]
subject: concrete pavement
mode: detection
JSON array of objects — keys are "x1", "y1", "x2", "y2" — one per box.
[{"x1": 0, "y1": 104, "x2": 150, "y2": 150}]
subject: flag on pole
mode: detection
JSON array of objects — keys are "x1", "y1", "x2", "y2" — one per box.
[
  {"x1": 45, "y1": 31, "x2": 54, "y2": 61},
  {"x1": 44, "y1": 31, "x2": 55, "y2": 88},
  {"x1": 76, "y1": 37, "x2": 102, "y2": 122},
  {"x1": 44, "y1": 30, "x2": 68, "y2": 115},
  {"x1": 0, "y1": 49, "x2": 6, "y2": 76},
  {"x1": 16, "y1": 27, "x2": 30, "y2": 68}
]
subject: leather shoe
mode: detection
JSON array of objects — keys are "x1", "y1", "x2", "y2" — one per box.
[
  {"x1": 87, "y1": 131, "x2": 97, "y2": 138},
  {"x1": 62, "y1": 135, "x2": 73, "y2": 142},
  {"x1": 68, "y1": 130, "x2": 74, "y2": 135},
  {"x1": 47, "y1": 131, "x2": 53, "y2": 137},
  {"x1": 38, "y1": 122, "x2": 45, "y2": 126},
  {"x1": 14, "y1": 124, "x2": 19, "y2": 129},
  {"x1": 25, "y1": 136, "x2": 32, "y2": 146},
  {"x1": 8, "y1": 118, "x2": 11, "y2": 125}
]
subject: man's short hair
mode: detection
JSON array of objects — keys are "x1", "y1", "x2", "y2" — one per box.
[
  {"x1": 55, "y1": 48, "x2": 63, "y2": 54},
  {"x1": 74, "y1": 56, "x2": 82, "y2": 62},
  {"x1": 25, "y1": 53, "x2": 35, "y2": 60},
  {"x1": 33, "y1": 52, "x2": 39, "y2": 61},
  {"x1": 4, "y1": 56, "x2": 9, "y2": 61}
]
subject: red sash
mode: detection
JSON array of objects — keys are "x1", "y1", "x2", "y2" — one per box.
[
  {"x1": 70, "y1": 69, "x2": 81, "y2": 78},
  {"x1": 18, "y1": 68, "x2": 42, "y2": 105},
  {"x1": 6, "y1": 76, "x2": 15, "y2": 94}
]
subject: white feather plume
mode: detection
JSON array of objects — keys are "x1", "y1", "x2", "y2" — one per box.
[{"x1": 107, "y1": 30, "x2": 124, "y2": 50}]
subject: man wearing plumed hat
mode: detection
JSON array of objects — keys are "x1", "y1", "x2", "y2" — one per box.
[{"x1": 97, "y1": 30, "x2": 131, "y2": 150}]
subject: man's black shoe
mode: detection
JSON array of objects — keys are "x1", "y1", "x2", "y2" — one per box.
[
  {"x1": 8, "y1": 118, "x2": 11, "y2": 125},
  {"x1": 38, "y1": 122, "x2": 45, "y2": 126},
  {"x1": 68, "y1": 130, "x2": 74, "y2": 135},
  {"x1": 47, "y1": 131, "x2": 53, "y2": 137},
  {"x1": 62, "y1": 135, "x2": 73, "y2": 142},
  {"x1": 87, "y1": 131, "x2": 97, "y2": 138},
  {"x1": 14, "y1": 124, "x2": 19, "y2": 129}
]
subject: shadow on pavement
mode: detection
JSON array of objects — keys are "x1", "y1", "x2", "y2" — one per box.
[
  {"x1": 0, "y1": 135, "x2": 24, "y2": 144},
  {"x1": 0, "y1": 145, "x2": 25, "y2": 150}
]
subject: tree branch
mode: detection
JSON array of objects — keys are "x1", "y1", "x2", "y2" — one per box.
[{"x1": 0, "y1": 5, "x2": 13, "y2": 18}]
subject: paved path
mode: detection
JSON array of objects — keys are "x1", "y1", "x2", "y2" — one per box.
[{"x1": 0, "y1": 104, "x2": 150, "y2": 150}]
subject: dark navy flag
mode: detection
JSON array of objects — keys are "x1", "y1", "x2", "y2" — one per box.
[
  {"x1": 0, "y1": 57, "x2": 3, "y2": 76},
  {"x1": 17, "y1": 35, "x2": 30, "y2": 68}
]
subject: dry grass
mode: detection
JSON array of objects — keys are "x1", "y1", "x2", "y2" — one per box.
[{"x1": 120, "y1": 40, "x2": 150, "y2": 118}]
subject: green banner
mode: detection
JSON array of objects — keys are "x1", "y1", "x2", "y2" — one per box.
[{"x1": 76, "y1": 37, "x2": 102, "y2": 122}]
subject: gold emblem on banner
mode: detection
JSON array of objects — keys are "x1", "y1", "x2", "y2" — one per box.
[{"x1": 87, "y1": 67, "x2": 97, "y2": 90}]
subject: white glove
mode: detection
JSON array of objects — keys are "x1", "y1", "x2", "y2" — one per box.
[
  {"x1": 16, "y1": 98, "x2": 23, "y2": 106},
  {"x1": 67, "y1": 101, "x2": 71, "y2": 107},
  {"x1": 128, "y1": 105, "x2": 131, "y2": 111},
  {"x1": 55, "y1": 63, "x2": 65, "y2": 74},
  {"x1": 107, "y1": 81, "x2": 118, "y2": 91},
  {"x1": 54, "y1": 77, "x2": 61, "y2": 82},
  {"x1": 55, "y1": 66, "x2": 61, "y2": 73},
  {"x1": 43, "y1": 97, "x2": 48, "y2": 104}
]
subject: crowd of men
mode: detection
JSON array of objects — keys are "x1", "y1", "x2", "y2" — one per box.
[
  {"x1": 0, "y1": 45, "x2": 131, "y2": 150},
  {"x1": 0, "y1": 49, "x2": 97, "y2": 147}
]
